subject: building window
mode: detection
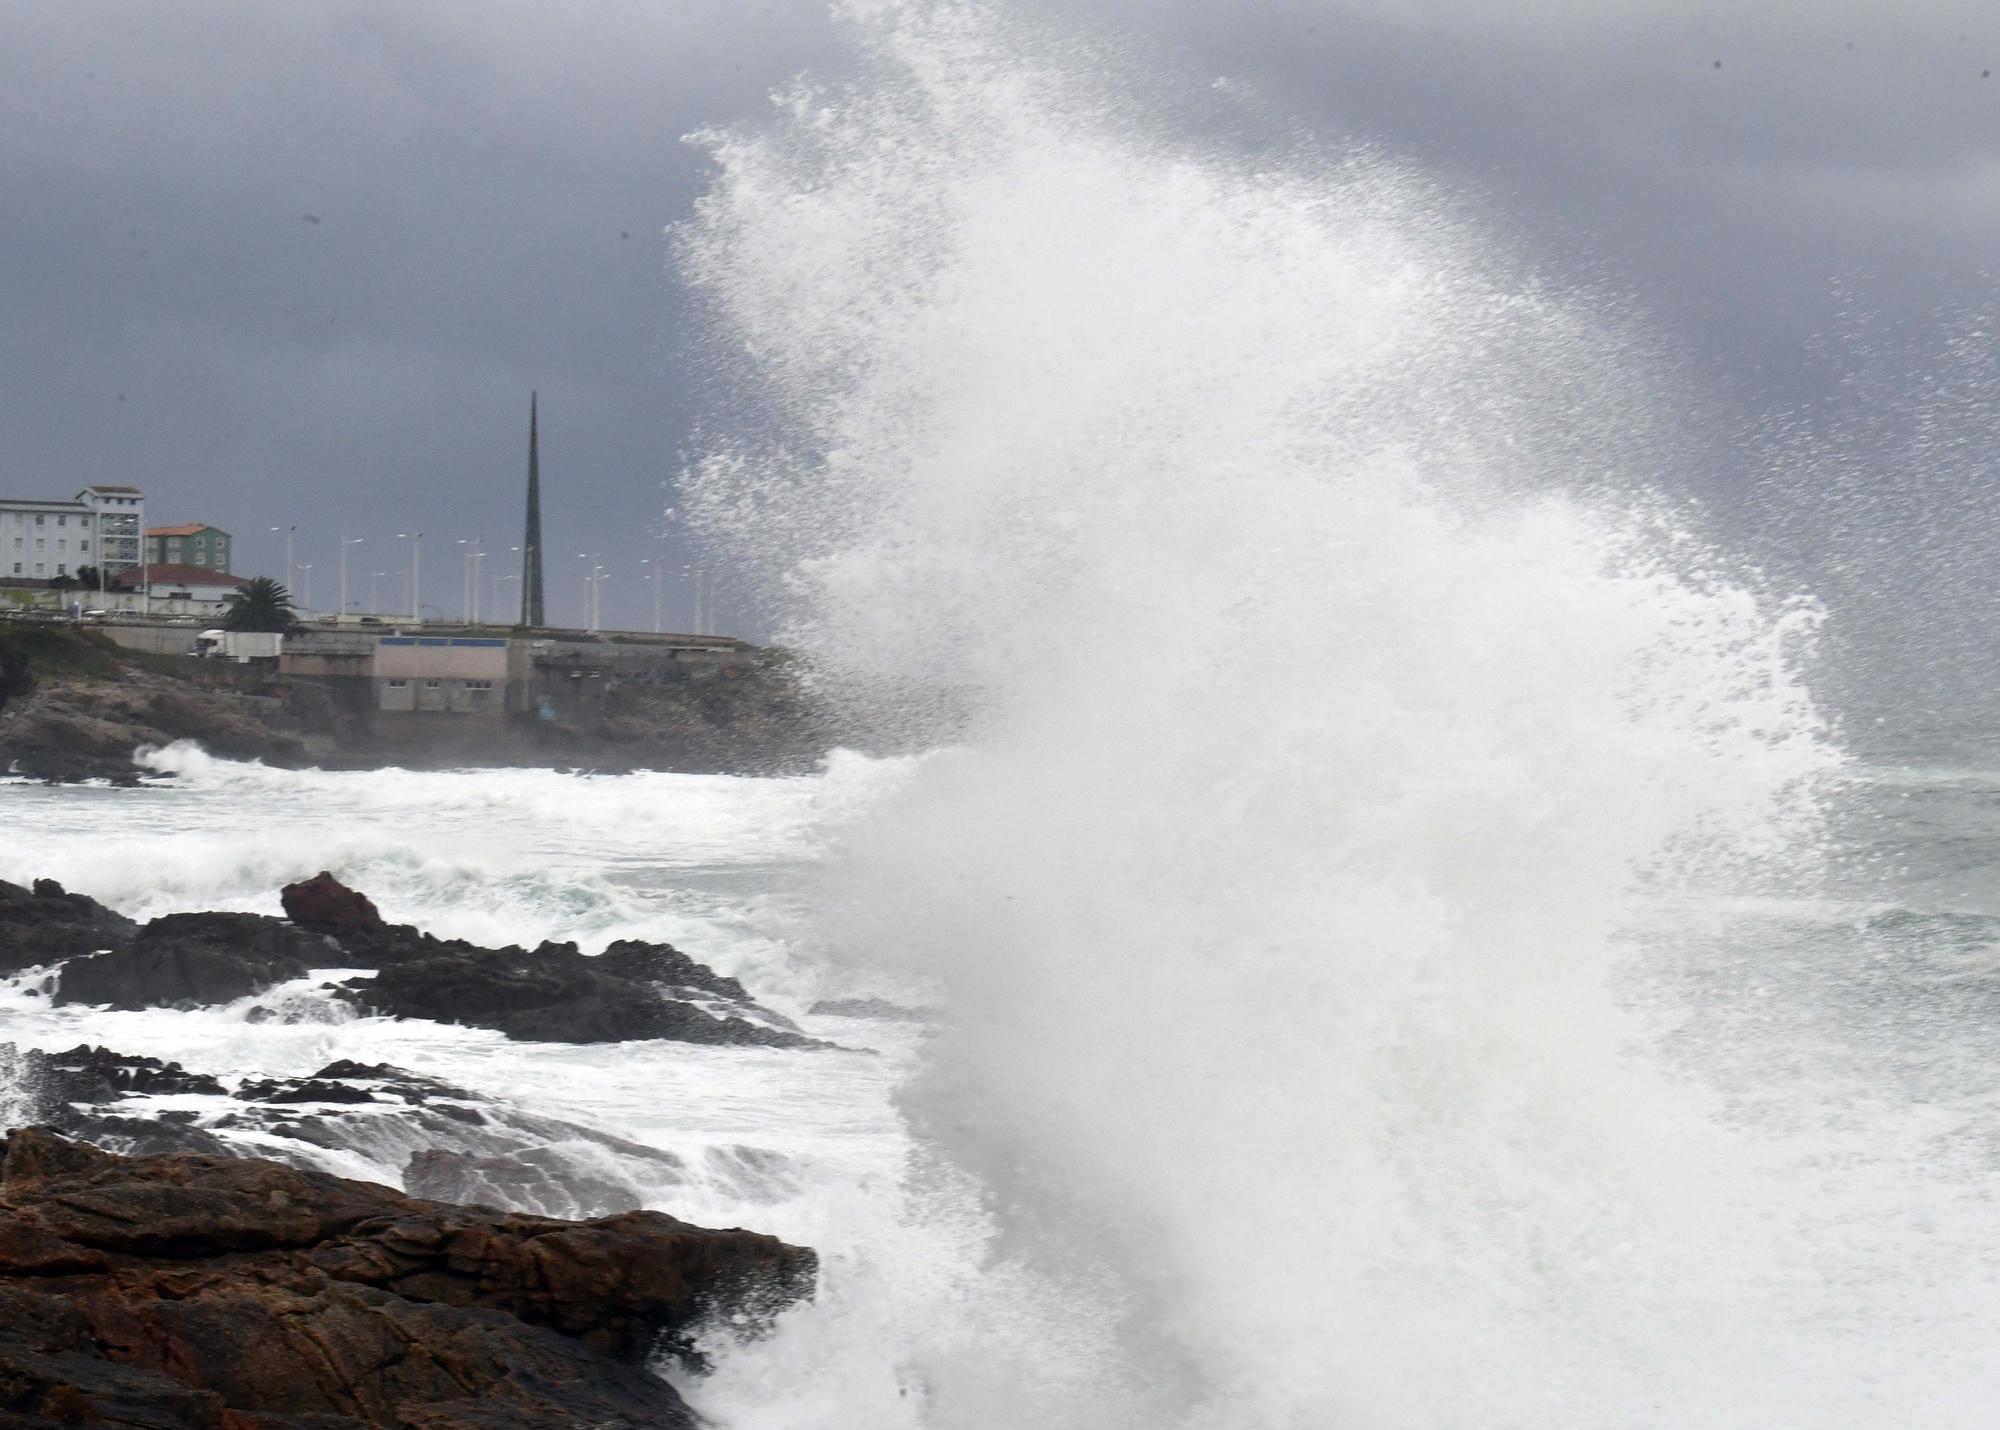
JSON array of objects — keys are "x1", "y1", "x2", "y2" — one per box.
[
  {"x1": 465, "y1": 680, "x2": 492, "y2": 690},
  {"x1": 56, "y1": 516, "x2": 65, "y2": 527},
  {"x1": 385, "y1": 679, "x2": 408, "y2": 688},
  {"x1": 34, "y1": 515, "x2": 43, "y2": 526},
  {"x1": 424, "y1": 679, "x2": 442, "y2": 689},
  {"x1": 79, "y1": 541, "x2": 88, "y2": 553}
]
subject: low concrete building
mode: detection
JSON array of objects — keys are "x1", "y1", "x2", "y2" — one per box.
[
  {"x1": 276, "y1": 629, "x2": 758, "y2": 751},
  {"x1": 373, "y1": 637, "x2": 509, "y2": 714},
  {"x1": 108, "y1": 563, "x2": 250, "y2": 618}
]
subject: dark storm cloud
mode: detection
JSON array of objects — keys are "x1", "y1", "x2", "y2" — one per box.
[
  {"x1": 0, "y1": 0, "x2": 841, "y2": 627},
  {"x1": 1067, "y1": 0, "x2": 2000, "y2": 379},
  {"x1": 4, "y1": 0, "x2": 1998, "y2": 655}
]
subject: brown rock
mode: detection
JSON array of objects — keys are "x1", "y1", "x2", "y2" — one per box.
[
  {"x1": 0, "y1": 1129, "x2": 815, "y2": 1428},
  {"x1": 280, "y1": 874, "x2": 382, "y2": 931}
]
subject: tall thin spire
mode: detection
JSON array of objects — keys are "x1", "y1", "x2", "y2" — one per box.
[{"x1": 521, "y1": 392, "x2": 545, "y2": 627}]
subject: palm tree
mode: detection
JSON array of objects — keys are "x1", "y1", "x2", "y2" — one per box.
[{"x1": 221, "y1": 576, "x2": 298, "y2": 633}]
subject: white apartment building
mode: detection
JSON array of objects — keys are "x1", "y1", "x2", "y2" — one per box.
[
  {"x1": 0, "y1": 497, "x2": 97, "y2": 583},
  {"x1": 0, "y1": 486, "x2": 147, "y2": 585}
]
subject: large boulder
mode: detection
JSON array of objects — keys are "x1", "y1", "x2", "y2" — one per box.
[
  {"x1": 0, "y1": 879, "x2": 134, "y2": 974},
  {"x1": 281, "y1": 871, "x2": 384, "y2": 930},
  {"x1": 0, "y1": 1129, "x2": 814, "y2": 1428}
]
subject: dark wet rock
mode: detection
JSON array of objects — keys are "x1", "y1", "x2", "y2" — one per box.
[
  {"x1": 808, "y1": 996, "x2": 936, "y2": 1022},
  {"x1": 2, "y1": 749, "x2": 145, "y2": 786},
  {"x1": 10, "y1": 872, "x2": 818, "y2": 1050},
  {"x1": 236, "y1": 1078, "x2": 379, "y2": 1105},
  {"x1": 337, "y1": 941, "x2": 831, "y2": 1048},
  {"x1": 52, "y1": 912, "x2": 331, "y2": 1012},
  {"x1": 21, "y1": 1044, "x2": 226, "y2": 1103},
  {"x1": 281, "y1": 871, "x2": 384, "y2": 931},
  {"x1": 596, "y1": 937, "x2": 753, "y2": 1002},
  {"x1": 51, "y1": 1113, "x2": 238, "y2": 1161},
  {"x1": 0, "y1": 879, "x2": 135, "y2": 974},
  {"x1": 0, "y1": 1129, "x2": 814, "y2": 1428},
  {"x1": 1, "y1": 1045, "x2": 237, "y2": 1161}
]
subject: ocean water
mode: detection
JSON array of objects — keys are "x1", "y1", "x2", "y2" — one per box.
[
  {"x1": 9, "y1": 1, "x2": 2000, "y2": 1424},
  {"x1": 4, "y1": 730, "x2": 2000, "y2": 1426}
]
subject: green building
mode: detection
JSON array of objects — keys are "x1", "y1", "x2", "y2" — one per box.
[{"x1": 145, "y1": 523, "x2": 231, "y2": 573}]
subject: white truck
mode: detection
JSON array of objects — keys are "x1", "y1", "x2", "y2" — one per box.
[{"x1": 195, "y1": 630, "x2": 283, "y2": 662}]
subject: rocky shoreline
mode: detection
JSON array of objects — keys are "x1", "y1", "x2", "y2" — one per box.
[
  {"x1": 0, "y1": 623, "x2": 839, "y2": 784},
  {"x1": 0, "y1": 872, "x2": 831, "y2": 1426}
]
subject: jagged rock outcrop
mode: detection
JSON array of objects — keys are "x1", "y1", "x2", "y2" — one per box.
[
  {"x1": 20, "y1": 872, "x2": 820, "y2": 1050},
  {"x1": 0, "y1": 1129, "x2": 814, "y2": 1428},
  {"x1": 338, "y1": 939, "x2": 824, "y2": 1047},
  {"x1": 0, "y1": 879, "x2": 135, "y2": 974},
  {"x1": 598, "y1": 936, "x2": 755, "y2": 1003}
]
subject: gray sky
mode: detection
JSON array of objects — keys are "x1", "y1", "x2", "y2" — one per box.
[{"x1": 4, "y1": 0, "x2": 1998, "y2": 692}]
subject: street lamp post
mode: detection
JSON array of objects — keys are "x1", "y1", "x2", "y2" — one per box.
[
  {"x1": 339, "y1": 537, "x2": 364, "y2": 622},
  {"x1": 297, "y1": 563, "x2": 314, "y2": 615},
  {"x1": 270, "y1": 525, "x2": 294, "y2": 596},
  {"x1": 456, "y1": 538, "x2": 485, "y2": 625},
  {"x1": 498, "y1": 548, "x2": 520, "y2": 625},
  {"x1": 456, "y1": 538, "x2": 477, "y2": 623},
  {"x1": 639, "y1": 557, "x2": 664, "y2": 634},
  {"x1": 397, "y1": 533, "x2": 422, "y2": 623}
]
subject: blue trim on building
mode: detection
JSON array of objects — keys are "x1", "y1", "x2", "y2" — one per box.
[{"x1": 373, "y1": 636, "x2": 506, "y2": 648}]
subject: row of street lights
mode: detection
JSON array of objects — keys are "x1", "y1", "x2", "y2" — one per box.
[
  {"x1": 274, "y1": 527, "x2": 426, "y2": 621},
  {"x1": 575, "y1": 554, "x2": 713, "y2": 635},
  {"x1": 270, "y1": 525, "x2": 712, "y2": 633}
]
